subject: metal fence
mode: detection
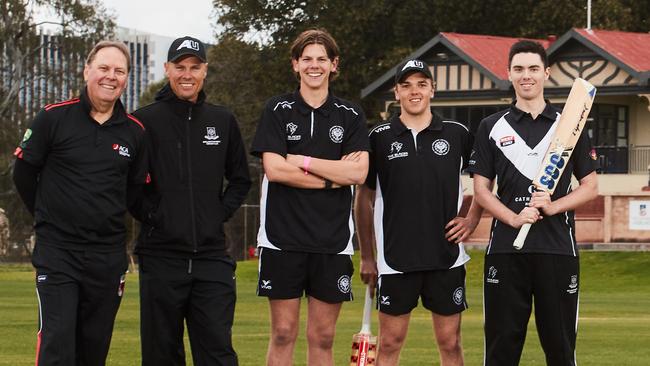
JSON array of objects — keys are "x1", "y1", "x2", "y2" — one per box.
[
  {"x1": 629, "y1": 146, "x2": 650, "y2": 174},
  {"x1": 225, "y1": 204, "x2": 260, "y2": 261}
]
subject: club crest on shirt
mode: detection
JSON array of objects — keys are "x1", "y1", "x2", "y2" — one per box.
[
  {"x1": 286, "y1": 122, "x2": 301, "y2": 141},
  {"x1": 500, "y1": 135, "x2": 515, "y2": 147},
  {"x1": 203, "y1": 127, "x2": 221, "y2": 145},
  {"x1": 432, "y1": 139, "x2": 450, "y2": 156},
  {"x1": 329, "y1": 125, "x2": 344, "y2": 143}
]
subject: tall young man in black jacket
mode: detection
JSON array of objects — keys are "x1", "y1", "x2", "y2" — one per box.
[
  {"x1": 13, "y1": 41, "x2": 147, "y2": 366},
  {"x1": 131, "y1": 36, "x2": 251, "y2": 366}
]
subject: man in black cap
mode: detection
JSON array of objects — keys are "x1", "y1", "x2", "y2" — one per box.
[
  {"x1": 130, "y1": 36, "x2": 251, "y2": 366},
  {"x1": 355, "y1": 59, "x2": 482, "y2": 365}
]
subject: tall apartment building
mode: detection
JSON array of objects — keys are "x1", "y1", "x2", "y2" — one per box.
[{"x1": 2, "y1": 27, "x2": 174, "y2": 119}]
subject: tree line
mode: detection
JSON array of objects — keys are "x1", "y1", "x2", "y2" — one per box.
[{"x1": 2, "y1": 0, "x2": 648, "y2": 258}]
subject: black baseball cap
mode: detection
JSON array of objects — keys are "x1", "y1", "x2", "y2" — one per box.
[
  {"x1": 395, "y1": 59, "x2": 433, "y2": 84},
  {"x1": 167, "y1": 36, "x2": 207, "y2": 63}
]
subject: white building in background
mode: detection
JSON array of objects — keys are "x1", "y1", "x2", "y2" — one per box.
[
  {"x1": 4, "y1": 27, "x2": 174, "y2": 117},
  {"x1": 115, "y1": 27, "x2": 175, "y2": 111}
]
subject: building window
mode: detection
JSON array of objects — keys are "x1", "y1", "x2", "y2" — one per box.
[
  {"x1": 586, "y1": 104, "x2": 628, "y2": 173},
  {"x1": 587, "y1": 104, "x2": 628, "y2": 147}
]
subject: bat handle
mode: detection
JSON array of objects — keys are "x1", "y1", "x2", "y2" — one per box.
[
  {"x1": 513, "y1": 223, "x2": 532, "y2": 250},
  {"x1": 361, "y1": 285, "x2": 373, "y2": 334}
]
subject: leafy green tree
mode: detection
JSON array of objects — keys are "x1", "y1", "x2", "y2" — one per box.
[
  {"x1": 137, "y1": 78, "x2": 167, "y2": 108},
  {"x1": 212, "y1": 0, "x2": 649, "y2": 121},
  {"x1": 0, "y1": 0, "x2": 115, "y2": 255}
]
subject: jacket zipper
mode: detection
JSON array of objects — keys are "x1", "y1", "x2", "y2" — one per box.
[{"x1": 185, "y1": 106, "x2": 198, "y2": 253}]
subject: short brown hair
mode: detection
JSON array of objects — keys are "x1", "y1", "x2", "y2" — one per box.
[
  {"x1": 86, "y1": 40, "x2": 131, "y2": 72},
  {"x1": 290, "y1": 29, "x2": 340, "y2": 80}
]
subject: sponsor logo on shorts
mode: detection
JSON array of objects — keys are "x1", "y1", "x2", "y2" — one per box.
[
  {"x1": 329, "y1": 125, "x2": 344, "y2": 144},
  {"x1": 337, "y1": 275, "x2": 351, "y2": 294},
  {"x1": 261, "y1": 279, "x2": 272, "y2": 290},
  {"x1": 432, "y1": 139, "x2": 450, "y2": 156},
  {"x1": 452, "y1": 287, "x2": 464, "y2": 306},
  {"x1": 203, "y1": 127, "x2": 221, "y2": 145},
  {"x1": 37, "y1": 274, "x2": 47, "y2": 283},
  {"x1": 566, "y1": 274, "x2": 578, "y2": 294},
  {"x1": 380, "y1": 295, "x2": 391, "y2": 306},
  {"x1": 486, "y1": 266, "x2": 499, "y2": 284}
]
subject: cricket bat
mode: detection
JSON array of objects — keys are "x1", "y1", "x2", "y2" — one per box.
[
  {"x1": 513, "y1": 78, "x2": 597, "y2": 250},
  {"x1": 349, "y1": 285, "x2": 377, "y2": 366}
]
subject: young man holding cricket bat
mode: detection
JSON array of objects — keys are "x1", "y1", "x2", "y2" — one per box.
[
  {"x1": 355, "y1": 59, "x2": 483, "y2": 366},
  {"x1": 251, "y1": 29, "x2": 369, "y2": 366},
  {"x1": 467, "y1": 40, "x2": 599, "y2": 365}
]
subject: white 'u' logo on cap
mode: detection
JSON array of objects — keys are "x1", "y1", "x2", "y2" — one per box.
[
  {"x1": 402, "y1": 60, "x2": 424, "y2": 70},
  {"x1": 177, "y1": 40, "x2": 199, "y2": 51}
]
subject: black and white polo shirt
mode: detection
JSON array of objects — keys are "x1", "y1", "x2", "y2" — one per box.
[
  {"x1": 365, "y1": 113, "x2": 473, "y2": 274},
  {"x1": 467, "y1": 102, "x2": 598, "y2": 256},
  {"x1": 251, "y1": 90, "x2": 370, "y2": 254}
]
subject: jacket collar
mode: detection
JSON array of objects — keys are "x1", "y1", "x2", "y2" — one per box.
[{"x1": 155, "y1": 83, "x2": 206, "y2": 115}]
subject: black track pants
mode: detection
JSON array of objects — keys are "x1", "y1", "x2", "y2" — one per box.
[
  {"x1": 138, "y1": 255, "x2": 238, "y2": 366},
  {"x1": 32, "y1": 244, "x2": 127, "y2": 366},
  {"x1": 483, "y1": 253, "x2": 579, "y2": 366}
]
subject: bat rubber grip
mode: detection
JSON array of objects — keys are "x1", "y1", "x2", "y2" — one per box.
[{"x1": 513, "y1": 223, "x2": 532, "y2": 250}]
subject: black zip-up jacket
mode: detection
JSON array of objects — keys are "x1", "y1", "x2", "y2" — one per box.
[{"x1": 131, "y1": 84, "x2": 251, "y2": 257}]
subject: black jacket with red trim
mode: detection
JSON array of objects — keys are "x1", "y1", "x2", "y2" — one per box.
[
  {"x1": 131, "y1": 84, "x2": 251, "y2": 258},
  {"x1": 13, "y1": 87, "x2": 148, "y2": 251}
]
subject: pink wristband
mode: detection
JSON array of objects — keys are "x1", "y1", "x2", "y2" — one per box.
[{"x1": 303, "y1": 156, "x2": 311, "y2": 175}]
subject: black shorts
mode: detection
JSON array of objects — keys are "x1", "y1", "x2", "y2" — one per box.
[
  {"x1": 257, "y1": 247, "x2": 354, "y2": 303},
  {"x1": 377, "y1": 266, "x2": 467, "y2": 316}
]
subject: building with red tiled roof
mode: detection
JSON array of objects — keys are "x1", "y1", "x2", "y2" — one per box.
[{"x1": 362, "y1": 28, "x2": 650, "y2": 174}]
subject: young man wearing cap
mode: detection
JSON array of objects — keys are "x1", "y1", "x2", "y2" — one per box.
[
  {"x1": 250, "y1": 29, "x2": 369, "y2": 366},
  {"x1": 467, "y1": 40, "x2": 598, "y2": 365},
  {"x1": 130, "y1": 36, "x2": 251, "y2": 366},
  {"x1": 355, "y1": 59, "x2": 482, "y2": 366},
  {"x1": 13, "y1": 41, "x2": 147, "y2": 366}
]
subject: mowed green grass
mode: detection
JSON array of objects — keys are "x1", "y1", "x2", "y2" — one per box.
[{"x1": 1, "y1": 251, "x2": 649, "y2": 365}]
